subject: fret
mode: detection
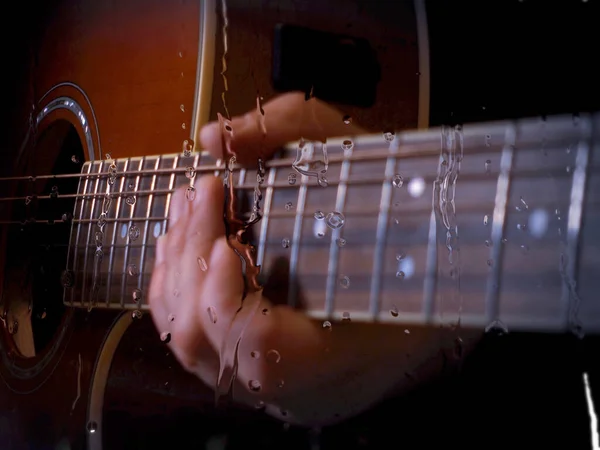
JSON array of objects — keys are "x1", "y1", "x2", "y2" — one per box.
[
  {"x1": 367, "y1": 143, "x2": 397, "y2": 319},
  {"x1": 138, "y1": 156, "x2": 162, "y2": 299},
  {"x1": 256, "y1": 166, "x2": 276, "y2": 268},
  {"x1": 288, "y1": 175, "x2": 308, "y2": 309},
  {"x1": 484, "y1": 124, "x2": 517, "y2": 324},
  {"x1": 65, "y1": 161, "x2": 94, "y2": 306},
  {"x1": 422, "y1": 211, "x2": 437, "y2": 322},
  {"x1": 120, "y1": 158, "x2": 145, "y2": 308},
  {"x1": 325, "y1": 146, "x2": 353, "y2": 316},
  {"x1": 163, "y1": 155, "x2": 180, "y2": 233},
  {"x1": 560, "y1": 114, "x2": 592, "y2": 329},
  {"x1": 105, "y1": 159, "x2": 129, "y2": 306},
  {"x1": 82, "y1": 160, "x2": 105, "y2": 307}
]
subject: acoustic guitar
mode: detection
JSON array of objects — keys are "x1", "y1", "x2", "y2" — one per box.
[{"x1": 1, "y1": 1, "x2": 598, "y2": 449}]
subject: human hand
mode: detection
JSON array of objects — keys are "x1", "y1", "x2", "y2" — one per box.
[{"x1": 149, "y1": 92, "x2": 479, "y2": 427}]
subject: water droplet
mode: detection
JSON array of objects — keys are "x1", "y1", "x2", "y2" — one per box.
[
  {"x1": 197, "y1": 256, "x2": 208, "y2": 271},
  {"x1": 255, "y1": 401, "x2": 265, "y2": 409},
  {"x1": 396, "y1": 271, "x2": 405, "y2": 279},
  {"x1": 520, "y1": 244, "x2": 529, "y2": 254},
  {"x1": 168, "y1": 313, "x2": 175, "y2": 322},
  {"x1": 132, "y1": 310, "x2": 142, "y2": 319},
  {"x1": 339, "y1": 276, "x2": 350, "y2": 288},
  {"x1": 207, "y1": 306, "x2": 217, "y2": 324},
  {"x1": 71, "y1": 155, "x2": 80, "y2": 163},
  {"x1": 127, "y1": 264, "x2": 138, "y2": 276},
  {"x1": 396, "y1": 253, "x2": 405, "y2": 261},
  {"x1": 250, "y1": 350, "x2": 260, "y2": 359},
  {"x1": 390, "y1": 306, "x2": 399, "y2": 317},
  {"x1": 529, "y1": 208, "x2": 549, "y2": 238},
  {"x1": 485, "y1": 160, "x2": 492, "y2": 174},
  {"x1": 517, "y1": 223, "x2": 527, "y2": 231},
  {"x1": 173, "y1": 289, "x2": 180, "y2": 298},
  {"x1": 392, "y1": 174, "x2": 404, "y2": 188},
  {"x1": 341, "y1": 139, "x2": 353, "y2": 151},
  {"x1": 262, "y1": 308, "x2": 270, "y2": 316},
  {"x1": 185, "y1": 167, "x2": 196, "y2": 179},
  {"x1": 181, "y1": 123, "x2": 186, "y2": 130},
  {"x1": 483, "y1": 215, "x2": 489, "y2": 226},
  {"x1": 248, "y1": 379, "x2": 262, "y2": 392},
  {"x1": 266, "y1": 349, "x2": 281, "y2": 363},
  {"x1": 180, "y1": 104, "x2": 185, "y2": 112},
  {"x1": 314, "y1": 210, "x2": 325, "y2": 220},
  {"x1": 182, "y1": 139, "x2": 194, "y2": 157},
  {"x1": 318, "y1": 176, "x2": 329, "y2": 187},
  {"x1": 326, "y1": 211, "x2": 345, "y2": 229},
  {"x1": 485, "y1": 319, "x2": 508, "y2": 336},
  {"x1": 287, "y1": 173, "x2": 297, "y2": 185},
  {"x1": 566, "y1": 165, "x2": 572, "y2": 173},
  {"x1": 454, "y1": 337, "x2": 464, "y2": 359},
  {"x1": 61, "y1": 270, "x2": 75, "y2": 288},
  {"x1": 129, "y1": 226, "x2": 140, "y2": 241},
  {"x1": 132, "y1": 289, "x2": 142, "y2": 303},
  {"x1": 281, "y1": 238, "x2": 290, "y2": 248},
  {"x1": 485, "y1": 239, "x2": 492, "y2": 247},
  {"x1": 128, "y1": 182, "x2": 135, "y2": 190},
  {"x1": 336, "y1": 237, "x2": 346, "y2": 247},
  {"x1": 322, "y1": 320, "x2": 332, "y2": 330},
  {"x1": 519, "y1": 196, "x2": 529, "y2": 210},
  {"x1": 487, "y1": 259, "x2": 493, "y2": 267},
  {"x1": 277, "y1": 380, "x2": 285, "y2": 388},
  {"x1": 404, "y1": 329, "x2": 410, "y2": 335},
  {"x1": 284, "y1": 202, "x2": 293, "y2": 211},
  {"x1": 126, "y1": 196, "x2": 136, "y2": 206},
  {"x1": 185, "y1": 186, "x2": 196, "y2": 201},
  {"x1": 8, "y1": 320, "x2": 19, "y2": 335},
  {"x1": 105, "y1": 153, "x2": 112, "y2": 160},
  {"x1": 342, "y1": 311, "x2": 351, "y2": 322},
  {"x1": 160, "y1": 332, "x2": 171, "y2": 343},
  {"x1": 383, "y1": 131, "x2": 395, "y2": 142},
  {"x1": 343, "y1": 115, "x2": 352, "y2": 125},
  {"x1": 87, "y1": 421, "x2": 98, "y2": 434}
]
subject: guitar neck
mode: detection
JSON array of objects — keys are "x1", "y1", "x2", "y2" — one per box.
[{"x1": 64, "y1": 113, "x2": 600, "y2": 334}]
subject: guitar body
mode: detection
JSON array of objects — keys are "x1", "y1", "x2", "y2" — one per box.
[{"x1": 0, "y1": 1, "x2": 423, "y2": 448}]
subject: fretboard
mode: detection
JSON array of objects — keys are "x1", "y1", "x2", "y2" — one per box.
[{"x1": 64, "y1": 113, "x2": 600, "y2": 334}]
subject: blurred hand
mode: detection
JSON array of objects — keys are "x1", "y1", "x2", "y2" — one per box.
[{"x1": 149, "y1": 92, "x2": 480, "y2": 427}]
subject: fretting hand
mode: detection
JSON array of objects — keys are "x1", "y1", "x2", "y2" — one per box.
[{"x1": 148, "y1": 92, "x2": 481, "y2": 427}]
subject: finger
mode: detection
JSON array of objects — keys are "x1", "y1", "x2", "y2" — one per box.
[
  {"x1": 199, "y1": 92, "x2": 365, "y2": 164},
  {"x1": 195, "y1": 237, "x2": 245, "y2": 350},
  {"x1": 185, "y1": 175, "x2": 226, "y2": 240}
]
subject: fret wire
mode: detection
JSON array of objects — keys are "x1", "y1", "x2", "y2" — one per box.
[
  {"x1": 422, "y1": 211, "x2": 438, "y2": 322},
  {"x1": 288, "y1": 175, "x2": 308, "y2": 309},
  {"x1": 81, "y1": 161, "x2": 105, "y2": 307},
  {"x1": 368, "y1": 143, "x2": 397, "y2": 318},
  {"x1": 163, "y1": 155, "x2": 180, "y2": 234},
  {"x1": 120, "y1": 158, "x2": 144, "y2": 308},
  {"x1": 66, "y1": 162, "x2": 93, "y2": 306},
  {"x1": 105, "y1": 159, "x2": 129, "y2": 306},
  {"x1": 561, "y1": 114, "x2": 593, "y2": 329},
  {"x1": 256, "y1": 167, "x2": 276, "y2": 268},
  {"x1": 485, "y1": 123, "x2": 517, "y2": 324},
  {"x1": 138, "y1": 156, "x2": 162, "y2": 300},
  {"x1": 325, "y1": 146, "x2": 353, "y2": 317}
]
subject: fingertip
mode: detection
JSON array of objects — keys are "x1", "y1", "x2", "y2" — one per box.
[{"x1": 199, "y1": 121, "x2": 221, "y2": 159}]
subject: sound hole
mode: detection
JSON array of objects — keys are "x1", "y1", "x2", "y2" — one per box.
[{"x1": 1, "y1": 120, "x2": 84, "y2": 357}]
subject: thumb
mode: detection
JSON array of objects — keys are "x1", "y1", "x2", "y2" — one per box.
[{"x1": 199, "y1": 92, "x2": 365, "y2": 165}]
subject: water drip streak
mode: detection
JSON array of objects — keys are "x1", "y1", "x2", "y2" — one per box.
[
  {"x1": 214, "y1": 113, "x2": 265, "y2": 405},
  {"x1": 219, "y1": 0, "x2": 230, "y2": 119},
  {"x1": 434, "y1": 126, "x2": 464, "y2": 326}
]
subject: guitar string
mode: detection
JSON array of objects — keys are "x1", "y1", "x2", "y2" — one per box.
[
  {"x1": 0, "y1": 165, "x2": 587, "y2": 204},
  {"x1": 0, "y1": 125, "x2": 579, "y2": 185}
]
